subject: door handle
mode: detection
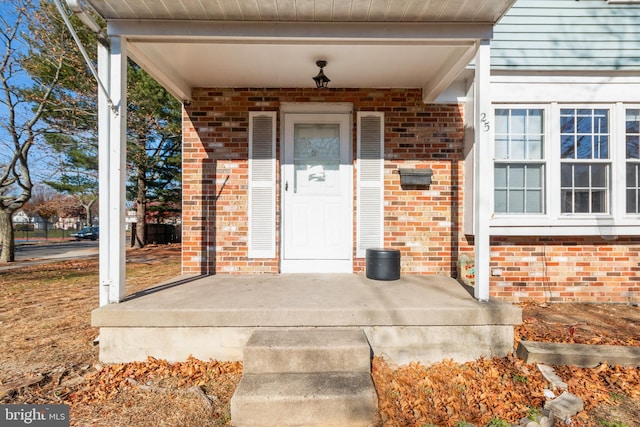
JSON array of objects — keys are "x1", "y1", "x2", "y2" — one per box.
[{"x1": 285, "y1": 181, "x2": 288, "y2": 191}]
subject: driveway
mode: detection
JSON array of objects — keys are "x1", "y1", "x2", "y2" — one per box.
[{"x1": 0, "y1": 241, "x2": 99, "y2": 271}]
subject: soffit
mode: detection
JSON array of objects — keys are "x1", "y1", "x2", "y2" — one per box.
[
  {"x1": 87, "y1": 0, "x2": 514, "y2": 23},
  {"x1": 84, "y1": 0, "x2": 516, "y2": 102}
]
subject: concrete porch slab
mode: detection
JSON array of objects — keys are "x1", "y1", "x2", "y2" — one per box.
[
  {"x1": 93, "y1": 274, "x2": 520, "y2": 327},
  {"x1": 92, "y1": 274, "x2": 521, "y2": 364}
]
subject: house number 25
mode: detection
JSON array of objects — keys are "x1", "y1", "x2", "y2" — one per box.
[{"x1": 480, "y1": 113, "x2": 490, "y2": 132}]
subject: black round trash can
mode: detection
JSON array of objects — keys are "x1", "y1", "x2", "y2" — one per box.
[{"x1": 366, "y1": 248, "x2": 401, "y2": 281}]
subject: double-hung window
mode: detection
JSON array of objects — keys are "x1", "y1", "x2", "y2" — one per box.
[
  {"x1": 494, "y1": 109, "x2": 545, "y2": 214},
  {"x1": 492, "y1": 104, "x2": 640, "y2": 234},
  {"x1": 560, "y1": 108, "x2": 610, "y2": 214},
  {"x1": 627, "y1": 109, "x2": 640, "y2": 214}
]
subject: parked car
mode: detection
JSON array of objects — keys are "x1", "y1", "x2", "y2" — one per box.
[{"x1": 71, "y1": 226, "x2": 99, "y2": 241}]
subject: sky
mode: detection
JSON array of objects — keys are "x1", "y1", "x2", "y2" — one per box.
[{"x1": 0, "y1": 0, "x2": 68, "y2": 187}]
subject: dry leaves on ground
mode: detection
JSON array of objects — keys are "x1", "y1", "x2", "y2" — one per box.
[
  {"x1": 516, "y1": 301, "x2": 640, "y2": 346},
  {"x1": 562, "y1": 363, "x2": 640, "y2": 404},
  {"x1": 373, "y1": 355, "x2": 547, "y2": 427},
  {"x1": 67, "y1": 356, "x2": 242, "y2": 426}
]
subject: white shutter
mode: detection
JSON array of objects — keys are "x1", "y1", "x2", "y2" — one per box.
[
  {"x1": 357, "y1": 112, "x2": 384, "y2": 257},
  {"x1": 248, "y1": 111, "x2": 276, "y2": 258}
]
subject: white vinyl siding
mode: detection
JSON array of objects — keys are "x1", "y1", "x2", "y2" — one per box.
[
  {"x1": 248, "y1": 111, "x2": 276, "y2": 258},
  {"x1": 493, "y1": 0, "x2": 640, "y2": 71},
  {"x1": 356, "y1": 112, "x2": 384, "y2": 258}
]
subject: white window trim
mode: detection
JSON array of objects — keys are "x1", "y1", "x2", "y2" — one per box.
[
  {"x1": 489, "y1": 102, "x2": 640, "y2": 236},
  {"x1": 607, "y1": 0, "x2": 640, "y2": 4}
]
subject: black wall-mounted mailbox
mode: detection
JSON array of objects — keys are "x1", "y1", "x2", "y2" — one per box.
[{"x1": 398, "y1": 168, "x2": 433, "y2": 187}]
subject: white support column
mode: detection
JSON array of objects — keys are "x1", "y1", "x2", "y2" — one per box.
[
  {"x1": 98, "y1": 36, "x2": 127, "y2": 306},
  {"x1": 473, "y1": 40, "x2": 491, "y2": 302},
  {"x1": 98, "y1": 41, "x2": 110, "y2": 306}
]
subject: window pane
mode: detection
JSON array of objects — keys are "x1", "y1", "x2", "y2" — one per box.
[
  {"x1": 528, "y1": 110, "x2": 543, "y2": 133},
  {"x1": 627, "y1": 189, "x2": 638, "y2": 214},
  {"x1": 495, "y1": 136, "x2": 509, "y2": 159},
  {"x1": 561, "y1": 189, "x2": 573, "y2": 213},
  {"x1": 495, "y1": 109, "x2": 509, "y2": 133},
  {"x1": 574, "y1": 191, "x2": 590, "y2": 213},
  {"x1": 592, "y1": 190, "x2": 606, "y2": 213},
  {"x1": 561, "y1": 135, "x2": 575, "y2": 158},
  {"x1": 509, "y1": 165, "x2": 525, "y2": 187},
  {"x1": 561, "y1": 164, "x2": 573, "y2": 187},
  {"x1": 511, "y1": 110, "x2": 525, "y2": 134},
  {"x1": 560, "y1": 111, "x2": 574, "y2": 133},
  {"x1": 526, "y1": 165, "x2": 542, "y2": 187},
  {"x1": 511, "y1": 136, "x2": 525, "y2": 159},
  {"x1": 591, "y1": 164, "x2": 607, "y2": 187},
  {"x1": 526, "y1": 190, "x2": 542, "y2": 213},
  {"x1": 293, "y1": 124, "x2": 341, "y2": 195},
  {"x1": 577, "y1": 135, "x2": 592, "y2": 159},
  {"x1": 627, "y1": 163, "x2": 640, "y2": 214},
  {"x1": 574, "y1": 164, "x2": 590, "y2": 187},
  {"x1": 527, "y1": 136, "x2": 543, "y2": 159},
  {"x1": 576, "y1": 114, "x2": 592, "y2": 134},
  {"x1": 510, "y1": 190, "x2": 525, "y2": 213},
  {"x1": 494, "y1": 166, "x2": 507, "y2": 187},
  {"x1": 627, "y1": 135, "x2": 640, "y2": 159},
  {"x1": 495, "y1": 189, "x2": 507, "y2": 212},
  {"x1": 594, "y1": 110, "x2": 609, "y2": 133},
  {"x1": 627, "y1": 163, "x2": 637, "y2": 187},
  {"x1": 596, "y1": 135, "x2": 608, "y2": 159},
  {"x1": 627, "y1": 109, "x2": 640, "y2": 133}
]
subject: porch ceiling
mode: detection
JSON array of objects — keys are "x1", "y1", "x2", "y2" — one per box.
[{"x1": 84, "y1": 0, "x2": 516, "y2": 102}]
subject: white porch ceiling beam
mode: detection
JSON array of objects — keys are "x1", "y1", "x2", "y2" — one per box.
[
  {"x1": 108, "y1": 20, "x2": 494, "y2": 41},
  {"x1": 422, "y1": 42, "x2": 478, "y2": 103}
]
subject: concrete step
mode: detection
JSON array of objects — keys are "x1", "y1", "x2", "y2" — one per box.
[
  {"x1": 517, "y1": 340, "x2": 640, "y2": 368},
  {"x1": 230, "y1": 372, "x2": 378, "y2": 427},
  {"x1": 243, "y1": 329, "x2": 372, "y2": 374}
]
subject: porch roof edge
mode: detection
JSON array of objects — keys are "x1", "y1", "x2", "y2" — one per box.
[{"x1": 107, "y1": 20, "x2": 494, "y2": 42}]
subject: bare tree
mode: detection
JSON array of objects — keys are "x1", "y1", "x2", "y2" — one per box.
[{"x1": 0, "y1": 0, "x2": 73, "y2": 262}]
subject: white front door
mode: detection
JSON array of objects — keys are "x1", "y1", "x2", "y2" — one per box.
[{"x1": 281, "y1": 113, "x2": 353, "y2": 273}]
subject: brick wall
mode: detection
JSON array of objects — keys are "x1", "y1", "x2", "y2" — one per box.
[
  {"x1": 181, "y1": 87, "x2": 640, "y2": 303},
  {"x1": 182, "y1": 88, "x2": 468, "y2": 276},
  {"x1": 489, "y1": 236, "x2": 640, "y2": 303}
]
